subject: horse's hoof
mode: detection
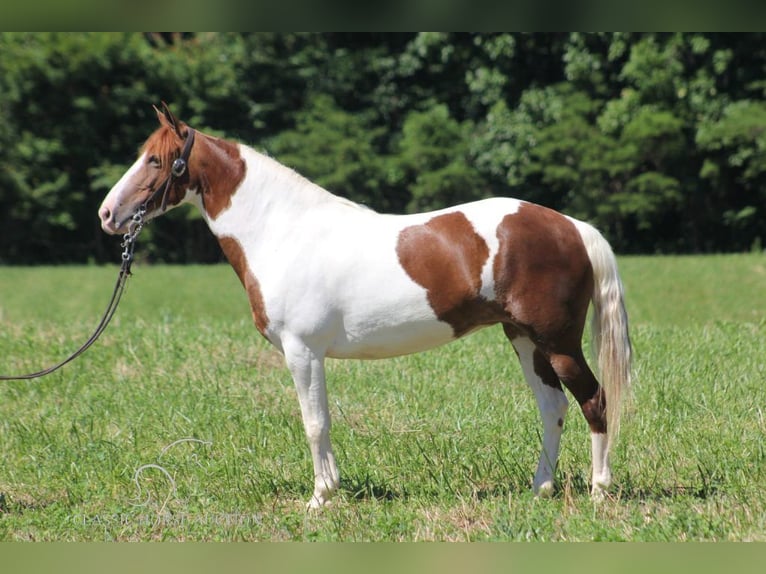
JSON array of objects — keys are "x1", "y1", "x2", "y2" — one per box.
[
  {"x1": 534, "y1": 481, "x2": 555, "y2": 498},
  {"x1": 590, "y1": 484, "x2": 609, "y2": 502},
  {"x1": 306, "y1": 494, "x2": 333, "y2": 510}
]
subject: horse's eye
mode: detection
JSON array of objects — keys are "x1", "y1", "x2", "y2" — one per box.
[{"x1": 148, "y1": 155, "x2": 161, "y2": 168}]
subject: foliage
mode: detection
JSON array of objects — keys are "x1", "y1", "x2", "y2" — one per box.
[
  {"x1": 267, "y1": 94, "x2": 390, "y2": 210},
  {"x1": 394, "y1": 103, "x2": 488, "y2": 212},
  {"x1": 2, "y1": 33, "x2": 766, "y2": 262}
]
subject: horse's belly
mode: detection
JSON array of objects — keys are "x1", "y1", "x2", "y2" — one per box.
[{"x1": 325, "y1": 318, "x2": 457, "y2": 359}]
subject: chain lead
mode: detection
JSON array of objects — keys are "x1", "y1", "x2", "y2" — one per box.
[{"x1": 120, "y1": 204, "x2": 146, "y2": 269}]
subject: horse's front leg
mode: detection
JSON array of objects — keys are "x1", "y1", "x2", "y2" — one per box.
[{"x1": 283, "y1": 338, "x2": 339, "y2": 509}]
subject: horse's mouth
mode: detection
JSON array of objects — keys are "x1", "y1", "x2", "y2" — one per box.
[
  {"x1": 98, "y1": 203, "x2": 134, "y2": 235},
  {"x1": 102, "y1": 222, "x2": 126, "y2": 235},
  {"x1": 99, "y1": 214, "x2": 130, "y2": 235}
]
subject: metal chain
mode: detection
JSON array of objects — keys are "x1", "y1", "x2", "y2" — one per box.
[{"x1": 120, "y1": 204, "x2": 146, "y2": 273}]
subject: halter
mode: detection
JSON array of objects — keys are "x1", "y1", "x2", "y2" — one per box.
[{"x1": 0, "y1": 128, "x2": 196, "y2": 381}]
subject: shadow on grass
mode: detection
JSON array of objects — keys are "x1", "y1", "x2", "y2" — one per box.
[
  {"x1": 614, "y1": 483, "x2": 720, "y2": 502},
  {"x1": 340, "y1": 475, "x2": 533, "y2": 504},
  {"x1": 536, "y1": 471, "x2": 721, "y2": 503},
  {"x1": 251, "y1": 468, "x2": 721, "y2": 506},
  {"x1": 562, "y1": 477, "x2": 720, "y2": 502},
  {"x1": 0, "y1": 488, "x2": 66, "y2": 515},
  {"x1": 343, "y1": 477, "x2": 402, "y2": 502}
]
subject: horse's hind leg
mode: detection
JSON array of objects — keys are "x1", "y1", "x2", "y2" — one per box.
[
  {"x1": 546, "y1": 348, "x2": 611, "y2": 497},
  {"x1": 506, "y1": 327, "x2": 569, "y2": 497}
]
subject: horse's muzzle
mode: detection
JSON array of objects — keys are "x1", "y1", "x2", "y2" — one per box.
[{"x1": 98, "y1": 205, "x2": 127, "y2": 235}]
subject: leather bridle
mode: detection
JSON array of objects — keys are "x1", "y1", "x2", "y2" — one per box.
[{"x1": 146, "y1": 128, "x2": 196, "y2": 214}]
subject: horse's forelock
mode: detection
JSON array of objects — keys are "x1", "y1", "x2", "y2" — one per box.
[{"x1": 141, "y1": 125, "x2": 183, "y2": 170}]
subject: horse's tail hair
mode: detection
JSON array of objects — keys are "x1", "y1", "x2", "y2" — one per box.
[{"x1": 573, "y1": 220, "x2": 632, "y2": 449}]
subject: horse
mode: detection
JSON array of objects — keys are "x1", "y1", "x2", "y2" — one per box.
[{"x1": 98, "y1": 103, "x2": 631, "y2": 509}]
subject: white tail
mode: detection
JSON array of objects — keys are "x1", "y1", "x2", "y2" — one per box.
[{"x1": 574, "y1": 221, "x2": 632, "y2": 448}]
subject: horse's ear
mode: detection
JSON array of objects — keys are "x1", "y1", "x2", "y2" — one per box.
[
  {"x1": 155, "y1": 101, "x2": 184, "y2": 138},
  {"x1": 153, "y1": 104, "x2": 165, "y2": 125}
]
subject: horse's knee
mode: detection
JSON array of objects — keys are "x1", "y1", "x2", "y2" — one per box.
[
  {"x1": 549, "y1": 352, "x2": 605, "y2": 433},
  {"x1": 549, "y1": 388, "x2": 569, "y2": 418},
  {"x1": 581, "y1": 391, "x2": 607, "y2": 434}
]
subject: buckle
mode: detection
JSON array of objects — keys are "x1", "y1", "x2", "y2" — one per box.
[{"x1": 171, "y1": 158, "x2": 187, "y2": 177}]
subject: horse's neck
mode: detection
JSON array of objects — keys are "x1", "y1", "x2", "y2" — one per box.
[
  {"x1": 202, "y1": 143, "x2": 365, "y2": 243},
  {"x1": 247, "y1": 146, "x2": 339, "y2": 209}
]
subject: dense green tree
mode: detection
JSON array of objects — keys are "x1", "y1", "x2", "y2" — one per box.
[
  {"x1": 267, "y1": 94, "x2": 390, "y2": 209},
  {"x1": 1, "y1": 32, "x2": 765, "y2": 262},
  {"x1": 0, "y1": 33, "x2": 158, "y2": 262},
  {"x1": 394, "y1": 103, "x2": 489, "y2": 212},
  {"x1": 697, "y1": 100, "x2": 766, "y2": 250}
]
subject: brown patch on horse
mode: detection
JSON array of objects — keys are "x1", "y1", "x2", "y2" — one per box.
[
  {"x1": 533, "y1": 348, "x2": 562, "y2": 390},
  {"x1": 190, "y1": 135, "x2": 246, "y2": 219},
  {"x1": 218, "y1": 235, "x2": 269, "y2": 335},
  {"x1": 397, "y1": 211, "x2": 504, "y2": 337},
  {"x1": 549, "y1": 350, "x2": 606, "y2": 433},
  {"x1": 580, "y1": 389, "x2": 607, "y2": 433},
  {"x1": 493, "y1": 202, "x2": 593, "y2": 346}
]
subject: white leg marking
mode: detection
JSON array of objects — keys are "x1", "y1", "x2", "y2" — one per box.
[
  {"x1": 282, "y1": 338, "x2": 339, "y2": 509},
  {"x1": 590, "y1": 432, "x2": 611, "y2": 500},
  {"x1": 512, "y1": 337, "x2": 569, "y2": 497}
]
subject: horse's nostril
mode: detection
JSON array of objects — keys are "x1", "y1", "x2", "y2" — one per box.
[{"x1": 99, "y1": 205, "x2": 111, "y2": 222}]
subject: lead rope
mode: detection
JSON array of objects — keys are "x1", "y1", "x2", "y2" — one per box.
[{"x1": 0, "y1": 204, "x2": 146, "y2": 381}]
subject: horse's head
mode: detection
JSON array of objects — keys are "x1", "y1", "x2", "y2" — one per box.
[{"x1": 99, "y1": 103, "x2": 197, "y2": 235}]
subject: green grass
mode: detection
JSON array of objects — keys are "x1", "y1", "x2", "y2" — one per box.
[{"x1": 0, "y1": 254, "x2": 765, "y2": 541}]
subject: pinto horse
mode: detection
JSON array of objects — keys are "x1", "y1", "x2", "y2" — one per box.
[{"x1": 99, "y1": 104, "x2": 631, "y2": 508}]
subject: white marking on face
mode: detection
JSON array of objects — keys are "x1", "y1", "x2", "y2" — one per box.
[
  {"x1": 98, "y1": 153, "x2": 147, "y2": 234},
  {"x1": 99, "y1": 152, "x2": 199, "y2": 235}
]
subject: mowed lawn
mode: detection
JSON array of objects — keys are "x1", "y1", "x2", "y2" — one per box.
[{"x1": 0, "y1": 254, "x2": 765, "y2": 541}]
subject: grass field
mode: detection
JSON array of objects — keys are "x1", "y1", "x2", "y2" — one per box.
[{"x1": 0, "y1": 254, "x2": 765, "y2": 541}]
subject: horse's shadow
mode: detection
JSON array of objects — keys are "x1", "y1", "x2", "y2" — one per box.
[
  {"x1": 610, "y1": 483, "x2": 720, "y2": 502},
  {"x1": 258, "y1": 465, "x2": 720, "y2": 506},
  {"x1": 337, "y1": 475, "x2": 719, "y2": 504},
  {"x1": 342, "y1": 477, "x2": 403, "y2": 502}
]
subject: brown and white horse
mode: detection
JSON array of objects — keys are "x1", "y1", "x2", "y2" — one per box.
[{"x1": 99, "y1": 104, "x2": 631, "y2": 508}]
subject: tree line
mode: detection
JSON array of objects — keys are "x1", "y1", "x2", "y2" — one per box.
[{"x1": 1, "y1": 32, "x2": 765, "y2": 264}]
